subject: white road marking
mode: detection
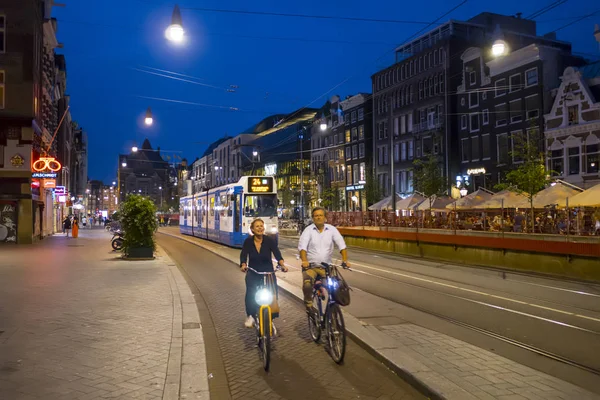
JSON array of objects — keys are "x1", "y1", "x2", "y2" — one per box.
[{"x1": 348, "y1": 260, "x2": 600, "y2": 324}]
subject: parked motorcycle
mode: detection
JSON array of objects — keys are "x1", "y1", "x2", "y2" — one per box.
[{"x1": 111, "y1": 230, "x2": 124, "y2": 251}]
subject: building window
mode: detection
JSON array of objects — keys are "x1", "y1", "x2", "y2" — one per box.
[
  {"x1": 354, "y1": 165, "x2": 359, "y2": 184},
  {"x1": 469, "y1": 91, "x2": 478, "y2": 108},
  {"x1": 482, "y1": 134, "x2": 490, "y2": 160},
  {"x1": 471, "y1": 136, "x2": 480, "y2": 161},
  {"x1": 346, "y1": 129, "x2": 351, "y2": 143},
  {"x1": 358, "y1": 108, "x2": 364, "y2": 121},
  {"x1": 351, "y1": 127, "x2": 358, "y2": 141},
  {"x1": 509, "y1": 74, "x2": 521, "y2": 92},
  {"x1": 359, "y1": 143, "x2": 365, "y2": 158},
  {"x1": 334, "y1": 134, "x2": 338, "y2": 145},
  {"x1": 352, "y1": 145, "x2": 358, "y2": 159},
  {"x1": 568, "y1": 105, "x2": 579, "y2": 125},
  {"x1": 394, "y1": 143, "x2": 400, "y2": 162},
  {"x1": 347, "y1": 165, "x2": 353, "y2": 184},
  {"x1": 461, "y1": 138, "x2": 470, "y2": 162},
  {"x1": 0, "y1": 15, "x2": 5, "y2": 53},
  {"x1": 469, "y1": 71, "x2": 476, "y2": 85},
  {"x1": 423, "y1": 136, "x2": 432, "y2": 155},
  {"x1": 495, "y1": 103, "x2": 508, "y2": 127},
  {"x1": 345, "y1": 114, "x2": 350, "y2": 124},
  {"x1": 586, "y1": 144, "x2": 600, "y2": 174},
  {"x1": 525, "y1": 68, "x2": 538, "y2": 87},
  {"x1": 495, "y1": 78, "x2": 507, "y2": 97},
  {"x1": 526, "y1": 95, "x2": 539, "y2": 120},
  {"x1": 384, "y1": 146, "x2": 389, "y2": 164},
  {"x1": 0, "y1": 70, "x2": 4, "y2": 109},
  {"x1": 461, "y1": 115, "x2": 467, "y2": 130},
  {"x1": 359, "y1": 162, "x2": 366, "y2": 182},
  {"x1": 470, "y1": 113, "x2": 479, "y2": 132},
  {"x1": 482, "y1": 109, "x2": 489, "y2": 125},
  {"x1": 378, "y1": 147, "x2": 383, "y2": 165},
  {"x1": 394, "y1": 117, "x2": 399, "y2": 136},
  {"x1": 568, "y1": 147, "x2": 580, "y2": 175},
  {"x1": 497, "y1": 133, "x2": 509, "y2": 164},
  {"x1": 550, "y1": 149, "x2": 564, "y2": 176},
  {"x1": 351, "y1": 111, "x2": 357, "y2": 123},
  {"x1": 408, "y1": 140, "x2": 414, "y2": 159},
  {"x1": 419, "y1": 81, "x2": 423, "y2": 99},
  {"x1": 346, "y1": 147, "x2": 352, "y2": 160},
  {"x1": 401, "y1": 142, "x2": 407, "y2": 161},
  {"x1": 510, "y1": 99, "x2": 523, "y2": 124},
  {"x1": 482, "y1": 91, "x2": 487, "y2": 100},
  {"x1": 383, "y1": 121, "x2": 388, "y2": 138},
  {"x1": 358, "y1": 125, "x2": 364, "y2": 140}
]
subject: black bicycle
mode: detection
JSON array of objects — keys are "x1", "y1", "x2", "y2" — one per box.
[{"x1": 306, "y1": 262, "x2": 351, "y2": 364}]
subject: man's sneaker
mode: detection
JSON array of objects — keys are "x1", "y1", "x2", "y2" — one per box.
[
  {"x1": 244, "y1": 315, "x2": 254, "y2": 328},
  {"x1": 272, "y1": 322, "x2": 277, "y2": 336}
]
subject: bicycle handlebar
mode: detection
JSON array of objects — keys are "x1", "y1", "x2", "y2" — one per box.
[{"x1": 246, "y1": 265, "x2": 284, "y2": 275}]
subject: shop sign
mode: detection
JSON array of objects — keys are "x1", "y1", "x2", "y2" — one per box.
[
  {"x1": 43, "y1": 179, "x2": 56, "y2": 188},
  {"x1": 264, "y1": 163, "x2": 277, "y2": 176},
  {"x1": 55, "y1": 186, "x2": 66, "y2": 195},
  {"x1": 467, "y1": 168, "x2": 486, "y2": 175},
  {"x1": 10, "y1": 154, "x2": 25, "y2": 168},
  {"x1": 345, "y1": 184, "x2": 365, "y2": 191},
  {"x1": 32, "y1": 157, "x2": 62, "y2": 173},
  {"x1": 31, "y1": 180, "x2": 41, "y2": 189},
  {"x1": 32, "y1": 172, "x2": 58, "y2": 178}
]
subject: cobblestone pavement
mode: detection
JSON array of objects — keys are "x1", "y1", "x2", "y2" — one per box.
[
  {"x1": 0, "y1": 228, "x2": 207, "y2": 400},
  {"x1": 157, "y1": 234, "x2": 423, "y2": 400}
]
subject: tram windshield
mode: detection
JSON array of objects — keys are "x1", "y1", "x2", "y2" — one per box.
[{"x1": 244, "y1": 194, "x2": 277, "y2": 218}]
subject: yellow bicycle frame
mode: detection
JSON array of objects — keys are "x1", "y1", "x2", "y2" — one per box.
[{"x1": 258, "y1": 305, "x2": 273, "y2": 336}]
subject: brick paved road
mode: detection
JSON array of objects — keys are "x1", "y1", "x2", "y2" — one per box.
[
  {"x1": 0, "y1": 229, "x2": 176, "y2": 400},
  {"x1": 157, "y1": 234, "x2": 423, "y2": 400}
]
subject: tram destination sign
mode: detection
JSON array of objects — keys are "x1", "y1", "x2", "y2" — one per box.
[{"x1": 248, "y1": 177, "x2": 273, "y2": 193}]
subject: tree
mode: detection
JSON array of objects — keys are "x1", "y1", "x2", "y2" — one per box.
[
  {"x1": 412, "y1": 154, "x2": 446, "y2": 211},
  {"x1": 495, "y1": 127, "x2": 549, "y2": 232},
  {"x1": 321, "y1": 187, "x2": 343, "y2": 211},
  {"x1": 365, "y1": 162, "x2": 382, "y2": 207},
  {"x1": 120, "y1": 194, "x2": 157, "y2": 255}
]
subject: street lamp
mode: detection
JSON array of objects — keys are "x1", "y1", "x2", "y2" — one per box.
[
  {"x1": 320, "y1": 121, "x2": 327, "y2": 131},
  {"x1": 491, "y1": 24, "x2": 509, "y2": 58},
  {"x1": 121, "y1": 161, "x2": 127, "y2": 167},
  {"x1": 112, "y1": 181, "x2": 116, "y2": 185},
  {"x1": 132, "y1": 146, "x2": 138, "y2": 153},
  {"x1": 252, "y1": 150, "x2": 258, "y2": 157},
  {"x1": 165, "y1": 5, "x2": 185, "y2": 43},
  {"x1": 144, "y1": 107, "x2": 153, "y2": 126}
]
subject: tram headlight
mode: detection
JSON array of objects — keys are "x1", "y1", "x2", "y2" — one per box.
[{"x1": 255, "y1": 288, "x2": 273, "y2": 306}]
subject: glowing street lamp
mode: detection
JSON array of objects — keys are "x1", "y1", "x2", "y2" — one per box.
[
  {"x1": 320, "y1": 122, "x2": 327, "y2": 131},
  {"x1": 491, "y1": 24, "x2": 509, "y2": 58},
  {"x1": 132, "y1": 146, "x2": 139, "y2": 153},
  {"x1": 144, "y1": 107, "x2": 153, "y2": 126},
  {"x1": 165, "y1": 5, "x2": 185, "y2": 43}
]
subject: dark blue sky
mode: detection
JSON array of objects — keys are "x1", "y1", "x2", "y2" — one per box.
[{"x1": 53, "y1": 0, "x2": 599, "y2": 183}]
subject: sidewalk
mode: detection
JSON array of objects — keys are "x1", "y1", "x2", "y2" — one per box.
[
  {"x1": 0, "y1": 228, "x2": 209, "y2": 400},
  {"x1": 160, "y1": 228, "x2": 599, "y2": 400}
]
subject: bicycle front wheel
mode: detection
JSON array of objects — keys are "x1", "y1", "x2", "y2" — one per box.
[
  {"x1": 327, "y1": 304, "x2": 346, "y2": 364},
  {"x1": 261, "y1": 307, "x2": 271, "y2": 371}
]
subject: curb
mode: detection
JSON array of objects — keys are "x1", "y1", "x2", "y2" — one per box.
[
  {"x1": 157, "y1": 231, "x2": 444, "y2": 400},
  {"x1": 156, "y1": 245, "x2": 210, "y2": 400}
]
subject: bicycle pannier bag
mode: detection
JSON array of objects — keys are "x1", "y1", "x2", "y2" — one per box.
[{"x1": 331, "y1": 267, "x2": 351, "y2": 306}]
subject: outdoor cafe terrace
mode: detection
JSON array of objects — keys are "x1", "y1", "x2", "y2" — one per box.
[{"x1": 326, "y1": 182, "x2": 600, "y2": 236}]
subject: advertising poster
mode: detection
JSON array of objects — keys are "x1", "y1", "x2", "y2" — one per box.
[{"x1": 0, "y1": 201, "x2": 18, "y2": 243}]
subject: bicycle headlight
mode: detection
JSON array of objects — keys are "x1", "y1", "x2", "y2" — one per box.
[
  {"x1": 327, "y1": 277, "x2": 338, "y2": 288},
  {"x1": 255, "y1": 288, "x2": 273, "y2": 306}
]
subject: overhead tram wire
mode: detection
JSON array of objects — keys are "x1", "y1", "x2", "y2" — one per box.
[
  {"x1": 547, "y1": 8, "x2": 600, "y2": 34},
  {"x1": 526, "y1": 0, "x2": 568, "y2": 20}
]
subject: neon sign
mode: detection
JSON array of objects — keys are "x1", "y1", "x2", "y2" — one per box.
[
  {"x1": 33, "y1": 172, "x2": 58, "y2": 178},
  {"x1": 32, "y1": 157, "x2": 62, "y2": 172},
  {"x1": 248, "y1": 177, "x2": 273, "y2": 193}
]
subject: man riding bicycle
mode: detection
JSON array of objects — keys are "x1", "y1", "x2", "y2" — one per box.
[{"x1": 298, "y1": 207, "x2": 350, "y2": 312}]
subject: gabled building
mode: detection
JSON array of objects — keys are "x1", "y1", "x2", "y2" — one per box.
[{"x1": 544, "y1": 62, "x2": 600, "y2": 189}]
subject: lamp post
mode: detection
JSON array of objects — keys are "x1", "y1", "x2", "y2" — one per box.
[{"x1": 144, "y1": 107, "x2": 153, "y2": 126}]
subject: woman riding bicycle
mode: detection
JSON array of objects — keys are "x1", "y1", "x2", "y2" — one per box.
[{"x1": 240, "y1": 219, "x2": 288, "y2": 332}]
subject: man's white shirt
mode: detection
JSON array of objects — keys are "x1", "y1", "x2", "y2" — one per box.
[{"x1": 298, "y1": 223, "x2": 347, "y2": 265}]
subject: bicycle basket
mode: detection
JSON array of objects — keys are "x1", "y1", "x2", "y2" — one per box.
[{"x1": 330, "y1": 266, "x2": 351, "y2": 306}]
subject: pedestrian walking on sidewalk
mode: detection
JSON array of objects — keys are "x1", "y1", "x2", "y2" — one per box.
[
  {"x1": 63, "y1": 216, "x2": 72, "y2": 237},
  {"x1": 72, "y1": 217, "x2": 79, "y2": 238},
  {"x1": 240, "y1": 218, "x2": 288, "y2": 331}
]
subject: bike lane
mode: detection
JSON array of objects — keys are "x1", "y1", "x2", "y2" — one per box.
[{"x1": 156, "y1": 233, "x2": 422, "y2": 400}]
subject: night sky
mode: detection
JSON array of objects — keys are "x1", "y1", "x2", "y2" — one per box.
[{"x1": 52, "y1": 0, "x2": 600, "y2": 183}]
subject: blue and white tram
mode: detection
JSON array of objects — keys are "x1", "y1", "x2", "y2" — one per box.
[{"x1": 179, "y1": 176, "x2": 279, "y2": 248}]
